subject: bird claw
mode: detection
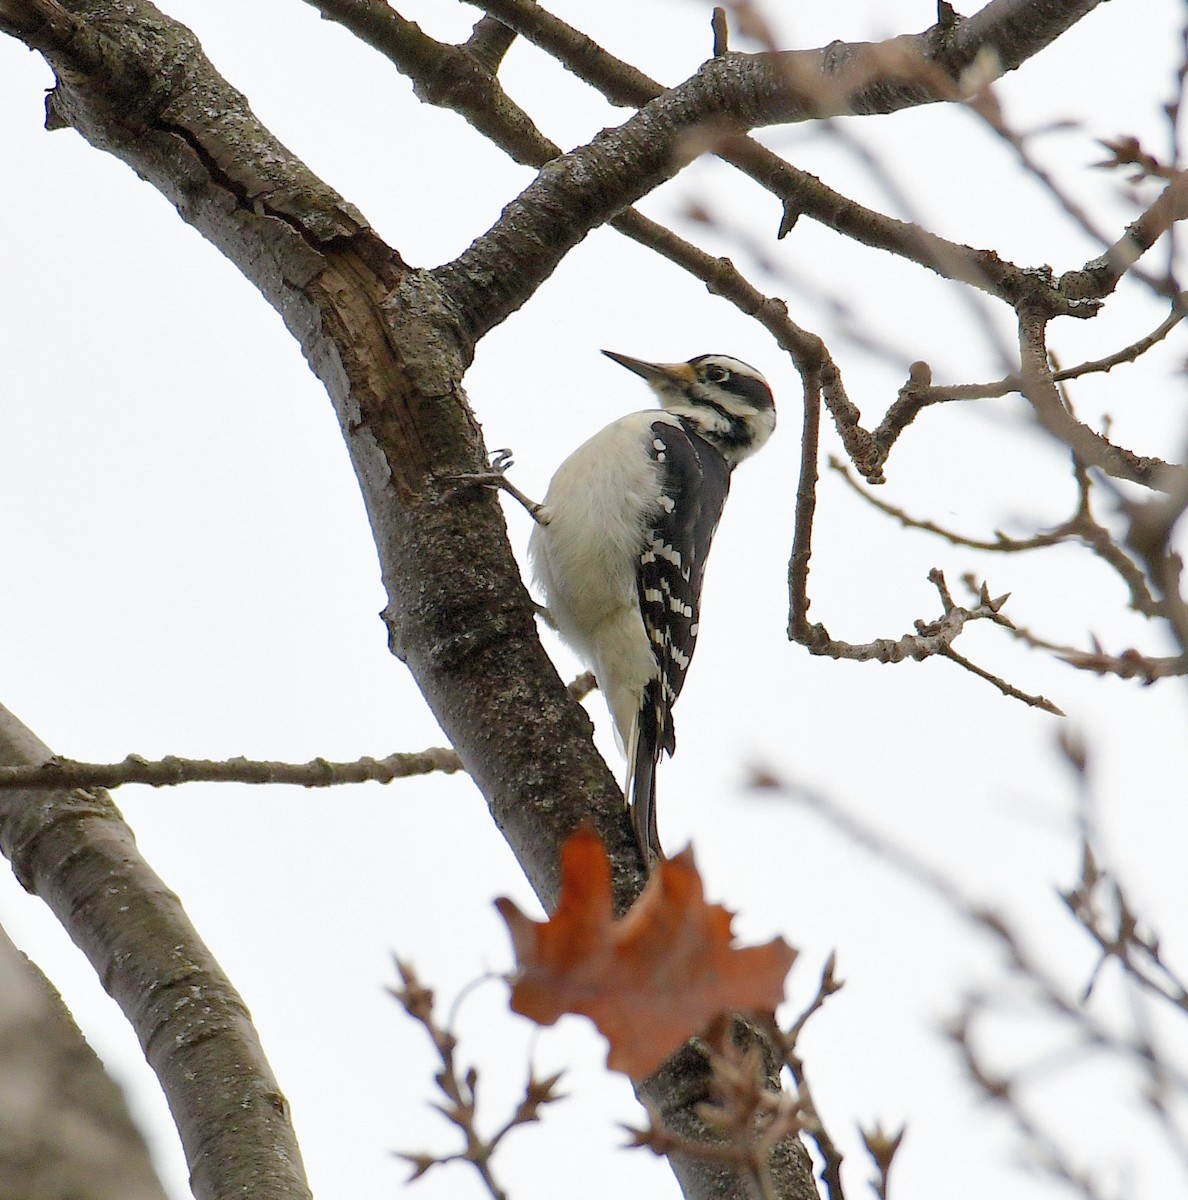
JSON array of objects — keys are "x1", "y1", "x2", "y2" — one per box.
[
  {"x1": 443, "y1": 448, "x2": 514, "y2": 490},
  {"x1": 449, "y1": 448, "x2": 514, "y2": 487},
  {"x1": 441, "y1": 448, "x2": 550, "y2": 525}
]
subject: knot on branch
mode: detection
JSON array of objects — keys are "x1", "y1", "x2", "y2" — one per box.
[
  {"x1": 1005, "y1": 264, "x2": 1102, "y2": 321},
  {"x1": 412, "y1": 42, "x2": 490, "y2": 110}
]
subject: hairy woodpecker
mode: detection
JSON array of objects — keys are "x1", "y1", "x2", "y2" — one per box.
[{"x1": 527, "y1": 351, "x2": 776, "y2": 864}]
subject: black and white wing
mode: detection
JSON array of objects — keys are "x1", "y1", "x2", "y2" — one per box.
[{"x1": 628, "y1": 418, "x2": 732, "y2": 862}]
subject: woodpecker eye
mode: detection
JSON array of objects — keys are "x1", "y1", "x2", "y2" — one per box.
[{"x1": 704, "y1": 365, "x2": 731, "y2": 384}]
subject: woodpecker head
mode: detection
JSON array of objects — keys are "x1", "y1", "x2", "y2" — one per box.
[{"x1": 602, "y1": 350, "x2": 776, "y2": 463}]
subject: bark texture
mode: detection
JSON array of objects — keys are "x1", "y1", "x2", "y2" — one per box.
[
  {"x1": 0, "y1": 703, "x2": 311, "y2": 1200},
  {"x1": 0, "y1": 924, "x2": 169, "y2": 1200}
]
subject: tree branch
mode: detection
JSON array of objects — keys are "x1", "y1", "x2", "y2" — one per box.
[
  {"x1": 471, "y1": 0, "x2": 1108, "y2": 304},
  {"x1": 0, "y1": 748, "x2": 464, "y2": 791},
  {"x1": 1017, "y1": 307, "x2": 1183, "y2": 492},
  {"x1": 793, "y1": 565, "x2": 1062, "y2": 714},
  {"x1": 1053, "y1": 296, "x2": 1188, "y2": 380},
  {"x1": 4, "y1": 0, "x2": 640, "y2": 912},
  {"x1": 0, "y1": 703, "x2": 312, "y2": 1200},
  {"x1": 0, "y1": 672, "x2": 594, "y2": 790},
  {"x1": 436, "y1": 0, "x2": 1107, "y2": 342},
  {"x1": 305, "y1": 0, "x2": 824, "y2": 373},
  {"x1": 0, "y1": 921, "x2": 170, "y2": 1200}
]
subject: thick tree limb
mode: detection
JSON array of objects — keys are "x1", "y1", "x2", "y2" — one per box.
[
  {"x1": 471, "y1": 0, "x2": 1107, "y2": 301},
  {"x1": 477, "y1": 0, "x2": 1105, "y2": 116},
  {"x1": 0, "y1": 703, "x2": 311, "y2": 1200},
  {"x1": 2, "y1": 0, "x2": 639, "y2": 909},
  {"x1": 434, "y1": 0, "x2": 1107, "y2": 341},
  {"x1": 307, "y1": 0, "x2": 824, "y2": 368},
  {"x1": 0, "y1": 922, "x2": 169, "y2": 1200}
]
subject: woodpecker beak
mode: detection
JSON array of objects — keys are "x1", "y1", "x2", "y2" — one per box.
[{"x1": 601, "y1": 350, "x2": 697, "y2": 387}]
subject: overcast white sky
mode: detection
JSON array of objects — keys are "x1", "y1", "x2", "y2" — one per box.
[{"x1": 1, "y1": 2, "x2": 1186, "y2": 1198}]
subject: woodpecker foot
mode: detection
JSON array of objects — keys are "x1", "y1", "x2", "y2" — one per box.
[{"x1": 445, "y1": 449, "x2": 550, "y2": 524}]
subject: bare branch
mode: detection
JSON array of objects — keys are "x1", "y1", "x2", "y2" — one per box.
[
  {"x1": 783, "y1": 1048, "x2": 845, "y2": 1200},
  {"x1": 946, "y1": 1004, "x2": 1113, "y2": 1200},
  {"x1": 967, "y1": 80, "x2": 1133, "y2": 270},
  {"x1": 1054, "y1": 295, "x2": 1188, "y2": 381},
  {"x1": 938, "y1": 643, "x2": 1064, "y2": 714},
  {"x1": 477, "y1": 0, "x2": 1107, "y2": 119},
  {"x1": 1061, "y1": 845, "x2": 1188, "y2": 1012},
  {"x1": 390, "y1": 960, "x2": 563, "y2": 1200},
  {"x1": 1121, "y1": 469, "x2": 1188, "y2": 656},
  {"x1": 306, "y1": 0, "x2": 827, "y2": 380},
  {"x1": 0, "y1": 0, "x2": 106, "y2": 67},
  {"x1": 0, "y1": 924, "x2": 169, "y2": 1200},
  {"x1": 788, "y1": 368, "x2": 824, "y2": 640},
  {"x1": 627, "y1": 1032, "x2": 809, "y2": 1200},
  {"x1": 1017, "y1": 308, "x2": 1183, "y2": 492},
  {"x1": 761, "y1": 767, "x2": 1188, "y2": 1075},
  {"x1": 793, "y1": 563, "x2": 1060, "y2": 711},
  {"x1": 0, "y1": 667, "x2": 599, "y2": 793},
  {"x1": 1055, "y1": 644, "x2": 1188, "y2": 682},
  {"x1": 473, "y1": 0, "x2": 1108, "y2": 308},
  {"x1": 310, "y1": 0, "x2": 553, "y2": 165},
  {"x1": 860, "y1": 1123, "x2": 905, "y2": 1200},
  {"x1": 438, "y1": 2, "x2": 1108, "y2": 341},
  {"x1": 782, "y1": 953, "x2": 844, "y2": 1054},
  {"x1": 465, "y1": 15, "x2": 516, "y2": 72},
  {"x1": 835, "y1": 458, "x2": 1163, "y2": 626},
  {"x1": 0, "y1": 703, "x2": 312, "y2": 1200},
  {"x1": 989, "y1": 611, "x2": 1188, "y2": 682},
  {"x1": 1060, "y1": 171, "x2": 1188, "y2": 302},
  {"x1": 9, "y1": 0, "x2": 639, "y2": 944},
  {"x1": 863, "y1": 291, "x2": 1188, "y2": 457},
  {"x1": 0, "y1": 748, "x2": 464, "y2": 791},
  {"x1": 828, "y1": 455, "x2": 1072, "y2": 552}
]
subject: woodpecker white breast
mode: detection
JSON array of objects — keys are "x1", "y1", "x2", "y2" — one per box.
[{"x1": 528, "y1": 350, "x2": 775, "y2": 865}]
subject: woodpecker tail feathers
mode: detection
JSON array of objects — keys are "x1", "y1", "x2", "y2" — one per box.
[{"x1": 625, "y1": 687, "x2": 663, "y2": 867}]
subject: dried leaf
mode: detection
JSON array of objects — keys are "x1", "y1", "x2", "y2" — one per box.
[{"x1": 496, "y1": 826, "x2": 796, "y2": 1080}]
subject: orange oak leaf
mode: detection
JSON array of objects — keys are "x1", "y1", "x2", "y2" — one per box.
[{"x1": 495, "y1": 825, "x2": 797, "y2": 1080}]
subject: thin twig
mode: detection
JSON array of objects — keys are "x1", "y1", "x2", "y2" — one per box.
[
  {"x1": 0, "y1": 671, "x2": 597, "y2": 791},
  {"x1": 938, "y1": 644, "x2": 1064, "y2": 715},
  {"x1": 711, "y1": 6, "x2": 728, "y2": 56},
  {"x1": 391, "y1": 960, "x2": 563, "y2": 1199},
  {"x1": 1054, "y1": 297, "x2": 1188, "y2": 381},
  {"x1": 793, "y1": 564, "x2": 1058, "y2": 712},
  {"x1": 1017, "y1": 308, "x2": 1181, "y2": 493},
  {"x1": 860, "y1": 1123, "x2": 905, "y2": 1200},
  {"x1": 783, "y1": 953, "x2": 842, "y2": 1052},
  {"x1": 0, "y1": 749, "x2": 465, "y2": 790},
  {"x1": 784, "y1": 1051, "x2": 844, "y2": 1200},
  {"x1": 625, "y1": 1038, "x2": 806, "y2": 1200},
  {"x1": 828, "y1": 455, "x2": 1074, "y2": 552},
  {"x1": 761, "y1": 769, "x2": 1188, "y2": 1083},
  {"x1": 788, "y1": 369, "x2": 824, "y2": 641}
]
